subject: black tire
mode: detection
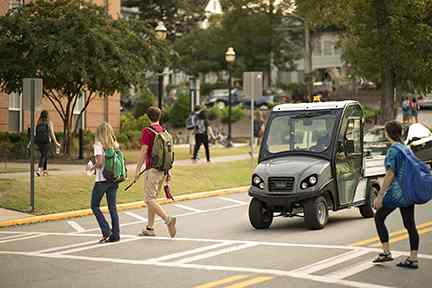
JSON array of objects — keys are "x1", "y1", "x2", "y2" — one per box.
[
  {"x1": 359, "y1": 185, "x2": 378, "y2": 218},
  {"x1": 249, "y1": 198, "x2": 273, "y2": 229},
  {"x1": 303, "y1": 196, "x2": 328, "y2": 230}
]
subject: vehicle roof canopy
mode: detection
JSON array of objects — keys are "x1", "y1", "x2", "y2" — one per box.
[{"x1": 272, "y1": 101, "x2": 359, "y2": 112}]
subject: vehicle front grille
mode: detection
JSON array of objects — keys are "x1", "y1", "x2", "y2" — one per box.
[{"x1": 268, "y1": 177, "x2": 295, "y2": 192}]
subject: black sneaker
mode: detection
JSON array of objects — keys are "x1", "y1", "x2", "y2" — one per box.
[
  {"x1": 372, "y1": 252, "x2": 394, "y2": 263},
  {"x1": 105, "y1": 237, "x2": 120, "y2": 243}
]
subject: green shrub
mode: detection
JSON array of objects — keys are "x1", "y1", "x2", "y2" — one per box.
[
  {"x1": 134, "y1": 87, "x2": 155, "y2": 117},
  {"x1": 118, "y1": 112, "x2": 150, "y2": 149},
  {"x1": 166, "y1": 93, "x2": 191, "y2": 128},
  {"x1": 220, "y1": 106, "x2": 246, "y2": 124},
  {"x1": 207, "y1": 105, "x2": 222, "y2": 121},
  {"x1": 362, "y1": 105, "x2": 381, "y2": 122}
]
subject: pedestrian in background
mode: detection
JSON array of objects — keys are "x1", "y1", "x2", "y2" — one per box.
[
  {"x1": 34, "y1": 110, "x2": 60, "y2": 176},
  {"x1": 411, "y1": 97, "x2": 419, "y2": 123},
  {"x1": 186, "y1": 106, "x2": 201, "y2": 157},
  {"x1": 372, "y1": 121, "x2": 419, "y2": 269},
  {"x1": 134, "y1": 106, "x2": 177, "y2": 238},
  {"x1": 401, "y1": 96, "x2": 411, "y2": 124},
  {"x1": 193, "y1": 110, "x2": 211, "y2": 162},
  {"x1": 254, "y1": 109, "x2": 265, "y2": 146},
  {"x1": 90, "y1": 122, "x2": 121, "y2": 243}
]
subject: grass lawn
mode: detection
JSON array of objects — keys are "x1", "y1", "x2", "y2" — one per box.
[
  {"x1": 0, "y1": 159, "x2": 256, "y2": 215},
  {"x1": 123, "y1": 145, "x2": 252, "y2": 163}
]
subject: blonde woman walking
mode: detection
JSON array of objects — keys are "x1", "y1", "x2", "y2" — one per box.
[{"x1": 90, "y1": 122, "x2": 120, "y2": 243}]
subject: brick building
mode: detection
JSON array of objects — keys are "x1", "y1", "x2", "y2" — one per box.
[{"x1": 0, "y1": 0, "x2": 121, "y2": 133}]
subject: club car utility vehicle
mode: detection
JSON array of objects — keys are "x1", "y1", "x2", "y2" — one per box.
[{"x1": 249, "y1": 101, "x2": 385, "y2": 230}]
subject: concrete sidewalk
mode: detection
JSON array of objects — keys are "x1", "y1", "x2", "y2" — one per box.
[
  {"x1": 0, "y1": 153, "x2": 257, "y2": 179},
  {"x1": 0, "y1": 208, "x2": 32, "y2": 222}
]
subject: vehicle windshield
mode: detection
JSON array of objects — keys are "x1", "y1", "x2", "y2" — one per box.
[{"x1": 265, "y1": 110, "x2": 338, "y2": 154}]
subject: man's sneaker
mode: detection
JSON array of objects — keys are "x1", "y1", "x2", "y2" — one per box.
[
  {"x1": 166, "y1": 217, "x2": 177, "y2": 238},
  {"x1": 139, "y1": 227, "x2": 156, "y2": 237}
]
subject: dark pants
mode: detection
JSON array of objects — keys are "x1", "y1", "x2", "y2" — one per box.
[
  {"x1": 375, "y1": 205, "x2": 419, "y2": 251},
  {"x1": 193, "y1": 133, "x2": 210, "y2": 161},
  {"x1": 91, "y1": 181, "x2": 120, "y2": 240},
  {"x1": 37, "y1": 144, "x2": 49, "y2": 170}
]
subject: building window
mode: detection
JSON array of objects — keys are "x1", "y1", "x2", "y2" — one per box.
[
  {"x1": 9, "y1": 0, "x2": 24, "y2": 10},
  {"x1": 73, "y1": 92, "x2": 86, "y2": 130},
  {"x1": 312, "y1": 38, "x2": 322, "y2": 56},
  {"x1": 8, "y1": 92, "x2": 22, "y2": 132}
]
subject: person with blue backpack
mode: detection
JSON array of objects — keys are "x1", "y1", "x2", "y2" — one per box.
[{"x1": 372, "y1": 120, "x2": 420, "y2": 268}]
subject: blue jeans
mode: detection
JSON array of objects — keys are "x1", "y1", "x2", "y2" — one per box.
[{"x1": 91, "y1": 181, "x2": 120, "y2": 240}]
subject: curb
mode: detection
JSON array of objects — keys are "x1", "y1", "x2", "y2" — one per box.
[{"x1": 0, "y1": 186, "x2": 250, "y2": 228}]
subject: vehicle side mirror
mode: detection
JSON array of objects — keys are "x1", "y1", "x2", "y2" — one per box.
[{"x1": 345, "y1": 140, "x2": 355, "y2": 154}]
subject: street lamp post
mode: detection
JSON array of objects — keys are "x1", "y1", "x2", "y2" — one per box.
[
  {"x1": 225, "y1": 47, "x2": 236, "y2": 147},
  {"x1": 155, "y1": 21, "x2": 167, "y2": 109}
]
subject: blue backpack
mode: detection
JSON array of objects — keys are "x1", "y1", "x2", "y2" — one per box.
[{"x1": 393, "y1": 144, "x2": 432, "y2": 204}]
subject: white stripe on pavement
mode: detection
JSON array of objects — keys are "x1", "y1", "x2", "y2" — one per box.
[
  {"x1": 325, "y1": 261, "x2": 376, "y2": 280},
  {"x1": 174, "y1": 243, "x2": 258, "y2": 264},
  {"x1": 0, "y1": 233, "x2": 45, "y2": 244},
  {"x1": 0, "y1": 233, "x2": 33, "y2": 241},
  {"x1": 54, "y1": 236, "x2": 142, "y2": 255},
  {"x1": 124, "y1": 211, "x2": 147, "y2": 222},
  {"x1": 217, "y1": 197, "x2": 248, "y2": 205},
  {"x1": 291, "y1": 249, "x2": 371, "y2": 274},
  {"x1": 147, "y1": 242, "x2": 234, "y2": 263},
  {"x1": 67, "y1": 221, "x2": 85, "y2": 233},
  {"x1": 33, "y1": 239, "x2": 100, "y2": 254},
  {"x1": 173, "y1": 204, "x2": 203, "y2": 213}
]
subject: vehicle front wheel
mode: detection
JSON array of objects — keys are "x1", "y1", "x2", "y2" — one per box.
[
  {"x1": 359, "y1": 186, "x2": 378, "y2": 218},
  {"x1": 303, "y1": 196, "x2": 328, "y2": 230},
  {"x1": 249, "y1": 198, "x2": 273, "y2": 229}
]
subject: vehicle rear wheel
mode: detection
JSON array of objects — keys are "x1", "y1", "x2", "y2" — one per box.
[
  {"x1": 249, "y1": 198, "x2": 273, "y2": 229},
  {"x1": 303, "y1": 196, "x2": 328, "y2": 230},
  {"x1": 359, "y1": 185, "x2": 378, "y2": 218}
]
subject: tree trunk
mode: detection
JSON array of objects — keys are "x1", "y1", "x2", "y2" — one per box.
[{"x1": 375, "y1": 0, "x2": 395, "y2": 124}]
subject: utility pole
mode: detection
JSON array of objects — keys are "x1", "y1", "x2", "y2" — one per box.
[{"x1": 304, "y1": 20, "x2": 313, "y2": 102}]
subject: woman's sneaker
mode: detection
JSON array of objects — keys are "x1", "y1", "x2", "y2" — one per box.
[{"x1": 372, "y1": 252, "x2": 394, "y2": 263}]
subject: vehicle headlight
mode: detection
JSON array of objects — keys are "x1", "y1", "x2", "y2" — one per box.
[
  {"x1": 252, "y1": 174, "x2": 264, "y2": 189},
  {"x1": 300, "y1": 174, "x2": 318, "y2": 190}
]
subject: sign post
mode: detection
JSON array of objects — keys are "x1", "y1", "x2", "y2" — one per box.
[
  {"x1": 23, "y1": 78, "x2": 42, "y2": 212},
  {"x1": 243, "y1": 72, "x2": 263, "y2": 160}
]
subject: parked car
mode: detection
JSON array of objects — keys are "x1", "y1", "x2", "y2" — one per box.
[
  {"x1": 418, "y1": 95, "x2": 432, "y2": 109},
  {"x1": 242, "y1": 95, "x2": 275, "y2": 110},
  {"x1": 206, "y1": 89, "x2": 242, "y2": 108},
  {"x1": 364, "y1": 123, "x2": 432, "y2": 166}
]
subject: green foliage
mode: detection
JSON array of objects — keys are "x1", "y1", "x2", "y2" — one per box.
[
  {"x1": 166, "y1": 94, "x2": 191, "y2": 128},
  {"x1": 220, "y1": 106, "x2": 246, "y2": 124},
  {"x1": 118, "y1": 112, "x2": 150, "y2": 149},
  {"x1": 362, "y1": 106, "x2": 381, "y2": 123},
  {"x1": 0, "y1": 0, "x2": 166, "y2": 155},
  {"x1": 134, "y1": 87, "x2": 156, "y2": 117},
  {"x1": 207, "y1": 106, "x2": 223, "y2": 121}
]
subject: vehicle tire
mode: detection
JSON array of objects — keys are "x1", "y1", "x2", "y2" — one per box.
[
  {"x1": 359, "y1": 185, "x2": 378, "y2": 218},
  {"x1": 303, "y1": 196, "x2": 328, "y2": 230},
  {"x1": 249, "y1": 198, "x2": 273, "y2": 229}
]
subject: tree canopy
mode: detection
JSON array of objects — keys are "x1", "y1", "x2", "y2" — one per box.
[{"x1": 0, "y1": 0, "x2": 166, "y2": 154}]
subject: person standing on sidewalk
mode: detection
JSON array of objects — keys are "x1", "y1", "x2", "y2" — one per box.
[
  {"x1": 90, "y1": 122, "x2": 120, "y2": 243},
  {"x1": 134, "y1": 106, "x2": 177, "y2": 238},
  {"x1": 186, "y1": 106, "x2": 201, "y2": 158},
  {"x1": 35, "y1": 110, "x2": 61, "y2": 176},
  {"x1": 372, "y1": 121, "x2": 419, "y2": 269},
  {"x1": 192, "y1": 110, "x2": 211, "y2": 162}
]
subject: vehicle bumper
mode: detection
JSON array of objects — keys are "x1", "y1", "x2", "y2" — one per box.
[{"x1": 248, "y1": 187, "x2": 321, "y2": 207}]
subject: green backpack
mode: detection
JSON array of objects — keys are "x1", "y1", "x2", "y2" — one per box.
[
  {"x1": 148, "y1": 127, "x2": 175, "y2": 173},
  {"x1": 103, "y1": 147, "x2": 127, "y2": 183}
]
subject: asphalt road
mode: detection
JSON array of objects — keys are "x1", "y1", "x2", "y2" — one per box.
[{"x1": 0, "y1": 192, "x2": 431, "y2": 288}]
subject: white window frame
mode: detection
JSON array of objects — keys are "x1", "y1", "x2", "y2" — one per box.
[
  {"x1": 8, "y1": 92, "x2": 23, "y2": 132},
  {"x1": 9, "y1": 0, "x2": 24, "y2": 10}
]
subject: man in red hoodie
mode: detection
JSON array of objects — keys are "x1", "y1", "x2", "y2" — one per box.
[{"x1": 134, "y1": 106, "x2": 176, "y2": 238}]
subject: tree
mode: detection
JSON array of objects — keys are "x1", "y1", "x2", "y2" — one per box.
[
  {"x1": 174, "y1": 0, "x2": 302, "y2": 83},
  {"x1": 122, "y1": 0, "x2": 208, "y2": 37},
  {"x1": 0, "y1": 0, "x2": 166, "y2": 155},
  {"x1": 296, "y1": 0, "x2": 432, "y2": 123}
]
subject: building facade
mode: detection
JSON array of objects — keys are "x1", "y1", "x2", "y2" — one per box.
[{"x1": 0, "y1": 0, "x2": 121, "y2": 133}]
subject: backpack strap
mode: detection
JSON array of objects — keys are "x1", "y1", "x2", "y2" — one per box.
[{"x1": 147, "y1": 127, "x2": 159, "y2": 135}]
